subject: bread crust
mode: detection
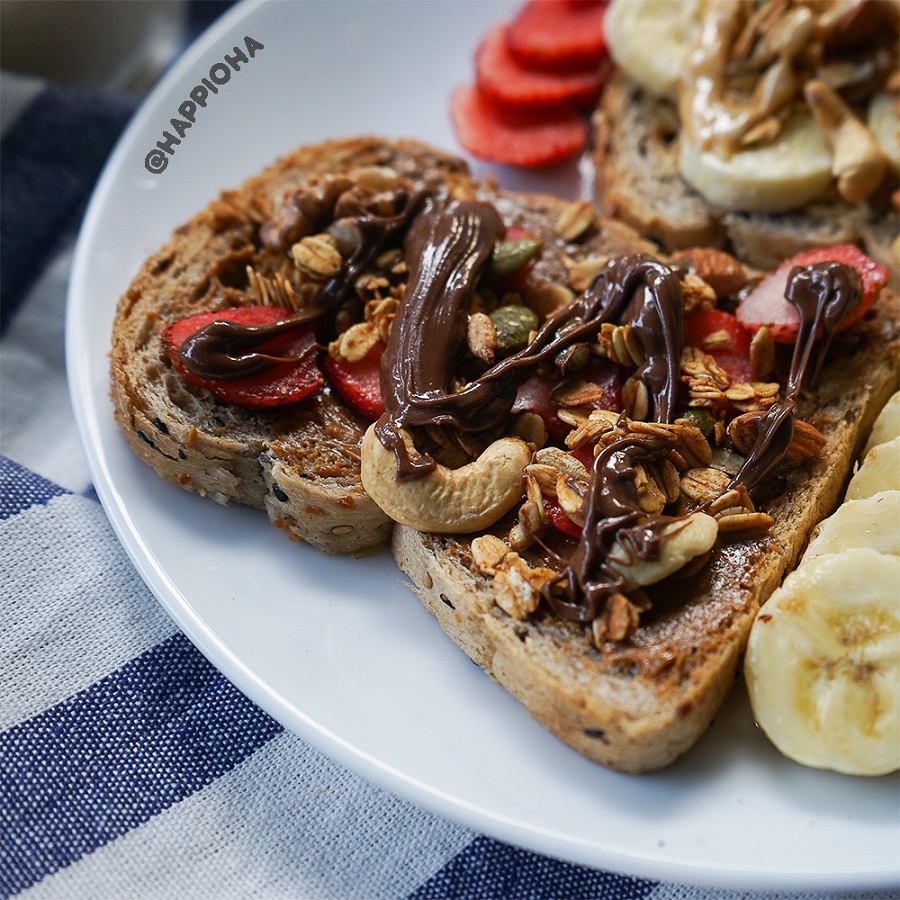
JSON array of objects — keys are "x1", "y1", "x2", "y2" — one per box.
[{"x1": 393, "y1": 289, "x2": 899, "y2": 773}]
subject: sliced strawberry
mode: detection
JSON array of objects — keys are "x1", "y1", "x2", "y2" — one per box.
[
  {"x1": 736, "y1": 245, "x2": 888, "y2": 344},
  {"x1": 324, "y1": 341, "x2": 385, "y2": 421},
  {"x1": 683, "y1": 309, "x2": 755, "y2": 384},
  {"x1": 579, "y1": 356, "x2": 624, "y2": 413},
  {"x1": 163, "y1": 306, "x2": 323, "y2": 408},
  {"x1": 475, "y1": 24, "x2": 602, "y2": 111},
  {"x1": 543, "y1": 494, "x2": 583, "y2": 539},
  {"x1": 515, "y1": 371, "x2": 569, "y2": 439},
  {"x1": 450, "y1": 83, "x2": 588, "y2": 168},
  {"x1": 514, "y1": 358, "x2": 623, "y2": 440},
  {"x1": 505, "y1": 0, "x2": 607, "y2": 71}
]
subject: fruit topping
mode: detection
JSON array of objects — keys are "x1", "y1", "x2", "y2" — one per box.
[
  {"x1": 449, "y1": 84, "x2": 589, "y2": 168},
  {"x1": 737, "y1": 244, "x2": 888, "y2": 343},
  {"x1": 163, "y1": 306, "x2": 323, "y2": 408}
]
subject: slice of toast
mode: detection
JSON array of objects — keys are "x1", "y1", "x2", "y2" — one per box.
[
  {"x1": 389, "y1": 266, "x2": 899, "y2": 773},
  {"x1": 111, "y1": 136, "x2": 656, "y2": 555},
  {"x1": 594, "y1": 72, "x2": 899, "y2": 281},
  {"x1": 110, "y1": 137, "x2": 474, "y2": 555}
]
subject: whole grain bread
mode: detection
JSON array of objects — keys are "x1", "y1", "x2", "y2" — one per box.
[
  {"x1": 110, "y1": 137, "x2": 475, "y2": 554},
  {"x1": 111, "y1": 136, "x2": 655, "y2": 555},
  {"x1": 594, "y1": 72, "x2": 900, "y2": 282},
  {"x1": 392, "y1": 285, "x2": 899, "y2": 773}
]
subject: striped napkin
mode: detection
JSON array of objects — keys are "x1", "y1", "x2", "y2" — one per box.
[{"x1": 0, "y1": 32, "x2": 895, "y2": 900}]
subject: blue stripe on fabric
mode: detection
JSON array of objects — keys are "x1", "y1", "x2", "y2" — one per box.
[
  {"x1": 409, "y1": 835, "x2": 657, "y2": 900},
  {"x1": 0, "y1": 83, "x2": 139, "y2": 334},
  {"x1": 0, "y1": 456, "x2": 69, "y2": 520},
  {"x1": 0, "y1": 632, "x2": 283, "y2": 897}
]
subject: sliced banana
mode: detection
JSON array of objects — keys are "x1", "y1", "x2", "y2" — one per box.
[
  {"x1": 678, "y1": 112, "x2": 834, "y2": 213},
  {"x1": 868, "y1": 91, "x2": 900, "y2": 174},
  {"x1": 863, "y1": 391, "x2": 900, "y2": 458},
  {"x1": 804, "y1": 491, "x2": 900, "y2": 560},
  {"x1": 846, "y1": 436, "x2": 900, "y2": 501},
  {"x1": 607, "y1": 511, "x2": 718, "y2": 589},
  {"x1": 745, "y1": 548, "x2": 900, "y2": 776},
  {"x1": 603, "y1": 0, "x2": 708, "y2": 99}
]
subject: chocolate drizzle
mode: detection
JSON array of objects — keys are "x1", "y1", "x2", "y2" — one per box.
[
  {"x1": 173, "y1": 189, "x2": 430, "y2": 382},
  {"x1": 729, "y1": 261, "x2": 860, "y2": 492}
]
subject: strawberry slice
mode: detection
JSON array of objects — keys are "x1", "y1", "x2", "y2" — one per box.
[
  {"x1": 163, "y1": 306, "x2": 323, "y2": 408},
  {"x1": 514, "y1": 358, "x2": 623, "y2": 440},
  {"x1": 450, "y1": 83, "x2": 588, "y2": 168},
  {"x1": 323, "y1": 341, "x2": 385, "y2": 421},
  {"x1": 475, "y1": 24, "x2": 603, "y2": 111},
  {"x1": 505, "y1": 0, "x2": 607, "y2": 71},
  {"x1": 736, "y1": 245, "x2": 888, "y2": 344},
  {"x1": 543, "y1": 494, "x2": 583, "y2": 539},
  {"x1": 683, "y1": 309, "x2": 755, "y2": 384}
]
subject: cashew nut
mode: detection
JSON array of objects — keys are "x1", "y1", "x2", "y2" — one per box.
[
  {"x1": 805, "y1": 79, "x2": 887, "y2": 203},
  {"x1": 360, "y1": 424, "x2": 532, "y2": 534},
  {"x1": 607, "y1": 512, "x2": 718, "y2": 590}
]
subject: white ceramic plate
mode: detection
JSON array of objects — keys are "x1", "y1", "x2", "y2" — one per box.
[{"x1": 66, "y1": 0, "x2": 899, "y2": 890}]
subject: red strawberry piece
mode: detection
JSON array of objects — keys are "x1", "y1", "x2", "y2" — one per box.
[
  {"x1": 450, "y1": 83, "x2": 588, "y2": 168},
  {"x1": 323, "y1": 341, "x2": 385, "y2": 421},
  {"x1": 736, "y1": 245, "x2": 888, "y2": 344},
  {"x1": 683, "y1": 309, "x2": 755, "y2": 384},
  {"x1": 163, "y1": 306, "x2": 323, "y2": 408},
  {"x1": 515, "y1": 371, "x2": 570, "y2": 439},
  {"x1": 514, "y1": 358, "x2": 623, "y2": 440},
  {"x1": 579, "y1": 356, "x2": 623, "y2": 414},
  {"x1": 475, "y1": 24, "x2": 602, "y2": 111},
  {"x1": 543, "y1": 494, "x2": 583, "y2": 539},
  {"x1": 506, "y1": 0, "x2": 607, "y2": 71}
]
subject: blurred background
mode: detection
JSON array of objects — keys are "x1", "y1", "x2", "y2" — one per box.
[{"x1": 1, "y1": 0, "x2": 236, "y2": 94}]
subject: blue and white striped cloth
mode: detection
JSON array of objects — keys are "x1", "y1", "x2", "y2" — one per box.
[{"x1": 0, "y1": 20, "x2": 896, "y2": 900}]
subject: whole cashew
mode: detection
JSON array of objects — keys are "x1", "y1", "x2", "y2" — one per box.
[{"x1": 360, "y1": 424, "x2": 532, "y2": 534}]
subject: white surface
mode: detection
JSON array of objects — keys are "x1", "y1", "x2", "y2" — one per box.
[{"x1": 66, "y1": 0, "x2": 900, "y2": 890}]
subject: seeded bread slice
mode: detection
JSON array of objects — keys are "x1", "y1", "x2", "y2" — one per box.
[
  {"x1": 110, "y1": 137, "x2": 473, "y2": 555},
  {"x1": 111, "y1": 136, "x2": 658, "y2": 555},
  {"x1": 392, "y1": 287, "x2": 899, "y2": 773},
  {"x1": 593, "y1": 72, "x2": 899, "y2": 281}
]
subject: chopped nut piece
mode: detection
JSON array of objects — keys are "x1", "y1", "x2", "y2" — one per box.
[
  {"x1": 556, "y1": 199, "x2": 597, "y2": 242},
  {"x1": 291, "y1": 233, "x2": 342, "y2": 280},
  {"x1": 749, "y1": 325, "x2": 775, "y2": 379},
  {"x1": 467, "y1": 311, "x2": 497, "y2": 363},
  {"x1": 679, "y1": 272, "x2": 717, "y2": 315},
  {"x1": 565, "y1": 255, "x2": 608, "y2": 293},
  {"x1": 671, "y1": 247, "x2": 748, "y2": 297},
  {"x1": 592, "y1": 593, "x2": 644, "y2": 644},
  {"x1": 785, "y1": 419, "x2": 827, "y2": 461}
]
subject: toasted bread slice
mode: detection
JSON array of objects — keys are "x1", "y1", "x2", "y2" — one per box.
[
  {"x1": 110, "y1": 137, "x2": 475, "y2": 555},
  {"x1": 111, "y1": 136, "x2": 656, "y2": 555},
  {"x1": 392, "y1": 284, "x2": 899, "y2": 773},
  {"x1": 594, "y1": 72, "x2": 900, "y2": 281}
]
